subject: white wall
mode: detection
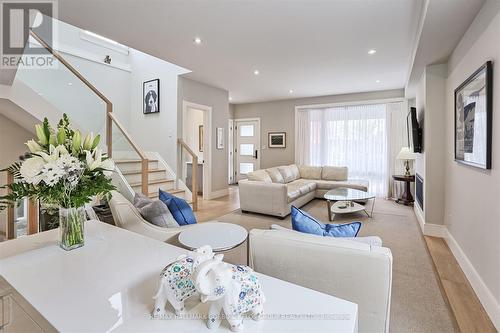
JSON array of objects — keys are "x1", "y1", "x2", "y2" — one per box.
[
  {"x1": 129, "y1": 49, "x2": 189, "y2": 169},
  {"x1": 0, "y1": 114, "x2": 33, "y2": 234},
  {"x1": 184, "y1": 107, "x2": 204, "y2": 161},
  {"x1": 443, "y1": 0, "x2": 500, "y2": 327}
]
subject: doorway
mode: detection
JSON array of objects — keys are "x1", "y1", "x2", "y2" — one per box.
[
  {"x1": 182, "y1": 101, "x2": 212, "y2": 199},
  {"x1": 234, "y1": 118, "x2": 260, "y2": 182}
]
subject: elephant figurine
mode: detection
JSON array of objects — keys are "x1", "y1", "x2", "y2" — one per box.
[
  {"x1": 152, "y1": 245, "x2": 214, "y2": 317},
  {"x1": 193, "y1": 254, "x2": 265, "y2": 332}
]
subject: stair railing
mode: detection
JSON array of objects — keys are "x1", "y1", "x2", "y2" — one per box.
[
  {"x1": 29, "y1": 29, "x2": 149, "y2": 195},
  {"x1": 177, "y1": 139, "x2": 198, "y2": 211}
]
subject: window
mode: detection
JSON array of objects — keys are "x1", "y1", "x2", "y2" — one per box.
[{"x1": 296, "y1": 103, "x2": 390, "y2": 196}]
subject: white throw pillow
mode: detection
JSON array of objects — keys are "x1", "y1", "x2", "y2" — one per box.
[
  {"x1": 298, "y1": 165, "x2": 322, "y2": 179},
  {"x1": 247, "y1": 170, "x2": 272, "y2": 183},
  {"x1": 288, "y1": 165, "x2": 300, "y2": 180},
  {"x1": 322, "y1": 166, "x2": 348, "y2": 181},
  {"x1": 265, "y1": 167, "x2": 285, "y2": 183},
  {"x1": 278, "y1": 166, "x2": 296, "y2": 183}
]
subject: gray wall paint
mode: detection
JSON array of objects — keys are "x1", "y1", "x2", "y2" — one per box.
[
  {"x1": 444, "y1": 0, "x2": 500, "y2": 324},
  {"x1": 233, "y1": 89, "x2": 405, "y2": 169},
  {"x1": 178, "y1": 77, "x2": 230, "y2": 193}
]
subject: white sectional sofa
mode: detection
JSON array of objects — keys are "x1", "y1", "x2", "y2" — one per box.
[
  {"x1": 249, "y1": 228, "x2": 392, "y2": 333},
  {"x1": 239, "y1": 164, "x2": 369, "y2": 217}
]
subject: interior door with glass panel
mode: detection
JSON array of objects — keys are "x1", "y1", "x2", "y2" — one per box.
[{"x1": 235, "y1": 120, "x2": 260, "y2": 181}]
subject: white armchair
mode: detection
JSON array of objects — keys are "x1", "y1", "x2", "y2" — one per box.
[
  {"x1": 249, "y1": 228, "x2": 393, "y2": 333},
  {"x1": 108, "y1": 191, "x2": 193, "y2": 246}
]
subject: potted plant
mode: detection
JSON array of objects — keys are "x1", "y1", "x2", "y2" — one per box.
[{"x1": 0, "y1": 114, "x2": 115, "y2": 250}]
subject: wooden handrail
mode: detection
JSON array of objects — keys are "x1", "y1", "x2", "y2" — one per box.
[
  {"x1": 178, "y1": 139, "x2": 198, "y2": 211},
  {"x1": 29, "y1": 29, "x2": 115, "y2": 158},
  {"x1": 30, "y1": 29, "x2": 149, "y2": 196}
]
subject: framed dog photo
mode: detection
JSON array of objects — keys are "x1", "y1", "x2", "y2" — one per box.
[
  {"x1": 143, "y1": 79, "x2": 160, "y2": 114},
  {"x1": 268, "y1": 132, "x2": 286, "y2": 148},
  {"x1": 454, "y1": 61, "x2": 492, "y2": 169}
]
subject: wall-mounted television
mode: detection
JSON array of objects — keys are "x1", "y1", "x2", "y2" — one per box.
[{"x1": 408, "y1": 107, "x2": 422, "y2": 153}]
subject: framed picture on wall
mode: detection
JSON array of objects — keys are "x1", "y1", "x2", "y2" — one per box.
[
  {"x1": 217, "y1": 127, "x2": 224, "y2": 150},
  {"x1": 143, "y1": 79, "x2": 160, "y2": 114},
  {"x1": 268, "y1": 132, "x2": 286, "y2": 148},
  {"x1": 454, "y1": 61, "x2": 492, "y2": 169}
]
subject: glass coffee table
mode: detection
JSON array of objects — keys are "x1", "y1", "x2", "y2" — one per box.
[{"x1": 324, "y1": 188, "x2": 376, "y2": 221}]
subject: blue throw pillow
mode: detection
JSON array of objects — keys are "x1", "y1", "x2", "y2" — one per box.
[
  {"x1": 291, "y1": 206, "x2": 361, "y2": 237},
  {"x1": 158, "y1": 189, "x2": 197, "y2": 226}
]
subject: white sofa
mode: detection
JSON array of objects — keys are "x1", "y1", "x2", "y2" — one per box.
[
  {"x1": 249, "y1": 228, "x2": 393, "y2": 333},
  {"x1": 108, "y1": 191, "x2": 193, "y2": 246},
  {"x1": 239, "y1": 165, "x2": 369, "y2": 217}
]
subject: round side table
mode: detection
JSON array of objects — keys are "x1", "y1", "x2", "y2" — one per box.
[{"x1": 392, "y1": 175, "x2": 415, "y2": 206}]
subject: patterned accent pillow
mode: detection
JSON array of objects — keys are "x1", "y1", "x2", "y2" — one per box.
[
  {"x1": 265, "y1": 167, "x2": 285, "y2": 183},
  {"x1": 133, "y1": 194, "x2": 179, "y2": 228},
  {"x1": 291, "y1": 206, "x2": 361, "y2": 237}
]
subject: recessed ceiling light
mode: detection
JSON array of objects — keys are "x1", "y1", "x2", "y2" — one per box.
[
  {"x1": 253, "y1": 70, "x2": 260, "y2": 75},
  {"x1": 68, "y1": 82, "x2": 73, "y2": 86},
  {"x1": 37, "y1": 92, "x2": 43, "y2": 96},
  {"x1": 376, "y1": 80, "x2": 381, "y2": 83},
  {"x1": 193, "y1": 37, "x2": 202, "y2": 45},
  {"x1": 229, "y1": 97, "x2": 233, "y2": 101},
  {"x1": 289, "y1": 89, "x2": 294, "y2": 94},
  {"x1": 368, "y1": 49, "x2": 377, "y2": 55}
]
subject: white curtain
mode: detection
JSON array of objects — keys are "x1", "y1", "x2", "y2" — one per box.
[
  {"x1": 386, "y1": 102, "x2": 408, "y2": 199},
  {"x1": 296, "y1": 102, "x2": 405, "y2": 197}
]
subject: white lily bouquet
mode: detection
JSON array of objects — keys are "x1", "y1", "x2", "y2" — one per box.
[{"x1": 0, "y1": 114, "x2": 115, "y2": 250}]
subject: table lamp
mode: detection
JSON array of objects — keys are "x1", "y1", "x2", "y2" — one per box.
[{"x1": 397, "y1": 147, "x2": 417, "y2": 176}]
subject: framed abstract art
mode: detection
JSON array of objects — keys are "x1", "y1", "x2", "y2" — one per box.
[{"x1": 454, "y1": 61, "x2": 492, "y2": 169}]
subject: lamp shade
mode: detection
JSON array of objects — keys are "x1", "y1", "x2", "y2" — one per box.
[{"x1": 397, "y1": 147, "x2": 418, "y2": 160}]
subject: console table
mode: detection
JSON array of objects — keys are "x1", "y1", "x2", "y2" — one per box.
[
  {"x1": 392, "y1": 175, "x2": 415, "y2": 206},
  {"x1": 0, "y1": 222, "x2": 358, "y2": 332}
]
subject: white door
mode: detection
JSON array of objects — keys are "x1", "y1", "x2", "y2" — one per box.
[{"x1": 235, "y1": 119, "x2": 260, "y2": 181}]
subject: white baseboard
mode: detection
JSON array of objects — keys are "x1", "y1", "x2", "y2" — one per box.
[
  {"x1": 423, "y1": 223, "x2": 447, "y2": 238},
  {"x1": 412, "y1": 208, "x2": 500, "y2": 329},
  {"x1": 414, "y1": 204, "x2": 425, "y2": 231},
  {"x1": 204, "y1": 188, "x2": 229, "y2": 200},
  {"x1": 444, "y1": 229, "x2": 500, "y2": 330}
]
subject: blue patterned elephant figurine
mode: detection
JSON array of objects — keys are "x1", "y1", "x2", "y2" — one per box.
[
  {"x1": 193, "y1": 254, "x2": 266, "y2": 332},
  {"x1": 152, "y1": 245, "x2": 214, "y2": 317}
]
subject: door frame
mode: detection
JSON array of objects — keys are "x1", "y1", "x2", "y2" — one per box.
[
  {"x1": 228, "y1": 119, "x2": 235, "y2": 184},
  {"x1": 233, "y1": 117, "x2": 261, "y2": 180},
  {"x1": 182, "y1": 100, "x2": 212, "y2": 199}
]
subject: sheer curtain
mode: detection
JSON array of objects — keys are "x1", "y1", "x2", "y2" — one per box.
[{"x1": 296, "y1": 102, "x2": 404, "y2": 197}]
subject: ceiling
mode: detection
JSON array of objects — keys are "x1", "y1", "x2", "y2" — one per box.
[{"x1": 56, "y1": 0, "x2": 484, "y2": 104}]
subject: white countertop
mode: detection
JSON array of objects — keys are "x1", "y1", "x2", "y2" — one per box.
[
  {"x1": 178, "y1": 222, "x2": 248, "y2": 251},
  {"x1": 0, "y1": 221, "x2": 357, "y2": 332}
]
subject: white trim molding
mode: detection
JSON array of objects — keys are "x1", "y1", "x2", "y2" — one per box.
[
  {"x1": 182, "y1": 100, "x2": 213, "y2": 199},
  {"x1": 444, "y1": 229, "x2": 500, "y2": 330},
  {"x1": 204, "y1": 188, "x2": 229, "y2": 200},
  {"x1": 414, "y1": 206, "x2": 500, "y2": 330}
]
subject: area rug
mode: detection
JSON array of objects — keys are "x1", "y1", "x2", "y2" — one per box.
[{"x1": 215, "y1": 198, "x2": 458, "y2": 332}]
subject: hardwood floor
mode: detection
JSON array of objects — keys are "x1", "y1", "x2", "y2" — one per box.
[
  {"x1": 194, "y1": 185, "x2": 240, "y2": 222},
  {"x1": 425, "y1": 236, "x2": 497, "y2": 333}
]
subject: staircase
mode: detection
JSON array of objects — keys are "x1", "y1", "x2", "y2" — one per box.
[{"x1": 114, "y1": 158, "x2": 187, "y2": 200}]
